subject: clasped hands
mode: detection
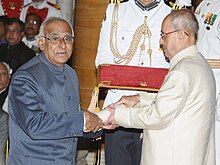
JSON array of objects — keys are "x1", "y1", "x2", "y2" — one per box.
[{"x1": 85, "y1": 94, "x2": 140, "y2": 132}]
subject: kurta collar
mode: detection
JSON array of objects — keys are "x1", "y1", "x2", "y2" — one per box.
[
  {"x1": 169, "y1": 45, "x2": 198, "y2": 71},
  {"x1": 39, "y1": 53, "x2": 65, "y2": 73}
]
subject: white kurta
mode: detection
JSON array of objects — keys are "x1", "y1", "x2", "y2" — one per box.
[
  {"x1": 115, "y1": 46, "x2": 216, "y2": 165},
  {"x1": 195, "y1": 0, "x2": 220, "y2": 164}
]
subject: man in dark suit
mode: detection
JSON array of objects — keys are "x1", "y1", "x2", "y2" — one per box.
[
  {"x1": 7, "y1": 16, "x2": 103, "y2": 165},
  {"x1": 0, "y1": 18, "x2": 35, "y2": 74}
]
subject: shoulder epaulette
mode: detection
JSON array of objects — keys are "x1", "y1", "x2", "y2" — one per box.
[
  {"x1": 47, "y1": 1, "x2": 61, "y2": 10},
  {"x1": 164, "y1": 0, "x2": 182, "y2": 10},
  {"x1": 109, "y1": 0, "x2": 129, "y2": 4},
  {"x1": 23, "y1": 2, "x2": 32, "y2": 8}
]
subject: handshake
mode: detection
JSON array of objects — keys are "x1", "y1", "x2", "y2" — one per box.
[{"x1": 84, "y1": 94, "x2": 140, "y2": 133}]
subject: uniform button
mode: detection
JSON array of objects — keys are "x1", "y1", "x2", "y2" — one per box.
[
  {"x1": 68, "y1": 96, "x2": 71, "y2": 100},
  {"x1": 64, "y1": 75, "x2": 66, "y2": 80},
  {"x1": 122, "y1": 37, "x2": 124, "y2": 40}
]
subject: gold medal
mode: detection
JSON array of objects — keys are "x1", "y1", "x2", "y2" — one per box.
[{"x1": 9, "y1": 2, "x2": 16, "y2": 11}]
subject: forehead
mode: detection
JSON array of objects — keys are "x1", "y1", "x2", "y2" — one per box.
[
  {"x1": 162, "y1": 18, "x2": 171, "y2": 30},
  {"x1": 7, "y1": 22, "x2": 20, "y2": 29},
  {"x1": 26, "y1": 15, "x2": 40, "y2": 21},
  {"x1": 44, "y1": 20, "x2": 72, "y2": 35}
]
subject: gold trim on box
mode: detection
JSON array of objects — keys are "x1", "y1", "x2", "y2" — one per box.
[
  {"x1": 207, "y1": 59, "x2": 220, "y2": 69},
  {"x1": 98, "y1": 82, "x2": 159, "y2": 92}
]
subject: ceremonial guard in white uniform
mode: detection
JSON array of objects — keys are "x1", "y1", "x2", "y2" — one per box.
[
  {"x1": 20, "y1": 0, "x2": 61, "y2": 22},
  {"x1": 195, "y1": 1, "x2": 220, "y2": 164},
  {"x1": 96, "y1": 0, "x2": 191, "y2": 164},
  {"x1": 0, "y1": 0, "x2": 24, "y2": 18}
]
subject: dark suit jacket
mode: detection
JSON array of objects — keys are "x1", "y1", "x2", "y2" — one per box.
[
  {"x1": 7, "y1": 54, "x2": 101, "y2": 165},
  {"x1": 0, "y1": 41, "x2": 35, "y2": 74}
]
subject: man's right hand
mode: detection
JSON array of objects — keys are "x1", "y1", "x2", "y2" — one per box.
[{"x1": 84, "y1": 111, "x2": 103, "y2": 133}]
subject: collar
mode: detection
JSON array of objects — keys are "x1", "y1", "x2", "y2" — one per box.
[
  {"x1": 25, "y1": 36, "x2": 36, "y2": 42},
  {"x1": 7, "y1": 42, "x2": 22, "y2": 49},
  {"x1": 170, "y1": 45, "x2": 198, "y2": 70},
  {"x1": 134, "y1": 0, "x2": 161, "y2": 11},
  {"x1": 32, "y1": 0, "x2": 46, "y2": 9},
  {"x1": 0, "y1": 88, "x2": 6, "y2": 94},
  {"x1": 39, "y1": 53, "x2": 65, "y2": 73}
]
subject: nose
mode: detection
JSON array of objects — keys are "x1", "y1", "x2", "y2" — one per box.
[
  {"x1": 159, "y1": 37, "x2": 164, "y2": 45},
  {"x1": 8, "y1": 30, "x2": 14, "y2": 35},
  {"x1": 58, "y1": 38, "x2": 66, "y2": 48}
]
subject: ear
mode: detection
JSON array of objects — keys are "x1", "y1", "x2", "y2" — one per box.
[
  {"x1": 37, "y1": 36, "x2": 44, "y2": 50},
  {"x1": 21, "y1": 31, "x2": 25, "y2": 37},
  {"x1": 178, "y1": 31, "x2": 184, "y2": 39}
]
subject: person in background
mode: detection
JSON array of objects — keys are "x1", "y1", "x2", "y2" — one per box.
[
  {"x1": 20, "y1": 0, "x2": 61, "y2": 22},
  {"x1": 0, "y1": 15, "x2": 8, "y2": 45},
  {"x1": 0, "y1": 62, "x2": 11, "y2": 165},
  {"x1": 95, "y1": 0, "x2": 192, "y2": 164},
  {"x1": 7, "y1": 17, "x2": 103, "y2": 165},
  {"x1": 22, "y1": 12, "x2": 42, "y2": 55},
  {"x1": 0, "y1": 17, "x2": 35, "y2": 74},
  {"x1": 195, "y1": 0, "x2": 220, "y2": 164},
  {"x1": 104, "y1": 9, "x2": 216, "y2": 165}
]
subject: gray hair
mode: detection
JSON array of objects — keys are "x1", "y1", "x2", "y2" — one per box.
[
  {"x1": 0, "y1": 62, "x2": 12, "y2": 75},
  {"x1": 166, "y1": 9, "x2": 199, "y2": 40},
  {"x1": 38, "y1": 17, "x2": 74, "y2": 37}
]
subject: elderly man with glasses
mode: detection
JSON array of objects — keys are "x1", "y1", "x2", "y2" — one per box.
[
  {"x1": 103, "y1": 9, "x2": 216, "y2": 165},
  {"x1": 7, "y1": 17, "x2": 103, "y2": 165}
]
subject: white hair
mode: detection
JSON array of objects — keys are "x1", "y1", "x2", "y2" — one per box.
[
  {"x1": 38, "y1": 16, "x2": 74, "y2": 37},
  {"x1": 0, "y1": 62, "x2": 12, "y2": 75}
]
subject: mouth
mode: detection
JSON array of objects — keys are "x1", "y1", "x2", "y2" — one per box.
[{"x1": 56, "y1": 52, "x2": 67, "y2": 56}]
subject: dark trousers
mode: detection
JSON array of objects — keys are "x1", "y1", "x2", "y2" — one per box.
[{"x1": 105, "y1": 127, "x2": 142, "y2": 165}]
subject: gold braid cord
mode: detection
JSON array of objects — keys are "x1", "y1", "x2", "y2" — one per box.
[{"x1": 110, "y1": 4, "x2": 152, "y2": 65}]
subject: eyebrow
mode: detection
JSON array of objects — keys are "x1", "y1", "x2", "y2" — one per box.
[{"x1": 48, "y1": 33, "x2": 72, "y2": 36}]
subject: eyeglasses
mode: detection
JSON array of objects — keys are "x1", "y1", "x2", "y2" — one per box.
[
  {"x1": 42, "y1": 35, "x2": 74, "y2": 44},
  {"x1": 160, "y1": 29, "x2": 188, "y2": 40}
]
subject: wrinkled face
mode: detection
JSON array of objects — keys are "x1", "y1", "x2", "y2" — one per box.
[
  {"x1": 6, "y1": 23, "x2": 24, "y2": 45},
  {"x1": 38, "y1": 20, "x2": 74, "y2": 67},
  {"x1": 159, "y1": 18, "x2": 179, "y2": 61},
  {"x1": 0, "y1": 64, "x2": 10, "y2": 91},
  {"x1": 25, "y1": 15, "x2": 41, "y2": 38}
]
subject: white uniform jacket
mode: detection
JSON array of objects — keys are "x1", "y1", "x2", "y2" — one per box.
[
  {"x1": 195, "y1": 1, "x2": 220, "y2": 164},
  {"x1": 20, "y1": 0, "x2": 61, "y2": 22},
  {"x1": 115, "y1": 46, "x2": 216, "y2": 165}
]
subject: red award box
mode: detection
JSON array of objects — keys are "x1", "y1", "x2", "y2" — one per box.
[{"x1": 98, "y1": 64, "x2": 169, "y2": 92}]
